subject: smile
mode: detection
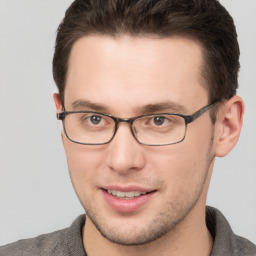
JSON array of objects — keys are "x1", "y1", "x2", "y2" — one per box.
[
  {"x1": 107, "y1": 190, "x2": 147, "y2": 199},
  {"x1": 103, "y1": 188, "x2": 156, "y2": 212}
]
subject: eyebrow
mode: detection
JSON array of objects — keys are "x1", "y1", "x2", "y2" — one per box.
[
  {"x1": 138, "y1": 102, "x2": 188, "y2": 114},
  {"x1": 72, "y1": 99, "x2": 109, "y2": 112},
  {"x1": 71, "y1": 99, "x2": 188, "y2": 114}
]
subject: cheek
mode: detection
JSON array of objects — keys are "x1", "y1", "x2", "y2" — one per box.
[
  {"x1": 148, "y1": 144, "x2": 197, "y2": 176},
  {"x1": 63, "y1": 138, "x2": 106, "y2": 192},
  {"x1": 147, "y1": 130, "x2": 212, "y2": 190}
]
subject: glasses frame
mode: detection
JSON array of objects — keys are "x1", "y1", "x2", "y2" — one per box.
[{"x1": 57, "y1": 103, "x2": 216, "y2": 146}]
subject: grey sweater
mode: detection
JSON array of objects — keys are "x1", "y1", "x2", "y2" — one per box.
[{"x1": 1, "y1": 207, "x2": 256, "y2": 255}]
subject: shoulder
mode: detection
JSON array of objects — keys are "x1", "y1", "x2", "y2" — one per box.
[
  {"x1": 233, "y1": 235, "x2": 256, "y2": 255},
  {"x1": 0, "y1": 215, "x2": 86, "y2": 256},
  {"x1": 0, "y1": 228, "x2": 68, "y2": 256},
  {"x1": 206, "y1": 206, "x2": 256, "y2": 256}
]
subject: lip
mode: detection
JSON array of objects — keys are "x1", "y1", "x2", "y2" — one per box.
[
  {"x1": 103, "y1": 185, "x2": 154, "y2": 193},
  {"x1": 101, "y1": 186, "x2": 156, "y2": 213}
]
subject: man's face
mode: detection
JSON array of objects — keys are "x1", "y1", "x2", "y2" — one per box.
[{"x1": 59, "y1": 35, "x2": 215, "y2": 245}]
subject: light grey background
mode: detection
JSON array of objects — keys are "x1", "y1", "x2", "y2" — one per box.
[{"x1": 0, "y1": 0, "x2": 255, "y2": 246}]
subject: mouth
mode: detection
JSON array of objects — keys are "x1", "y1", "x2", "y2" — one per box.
[
  {"x1": 106, "y1": 189, "x2": 149, "y2": 199},
  {"x1": 102, "y1": 187, "x2": 156, "y2": 212}
]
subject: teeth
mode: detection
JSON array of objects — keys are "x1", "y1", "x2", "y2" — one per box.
[
  {"x1": 117, "y1": 191, "x2": 125, "y2": 198},
  {"x1": 107, "y1": 190, "x2": 147, "y2": 199}
]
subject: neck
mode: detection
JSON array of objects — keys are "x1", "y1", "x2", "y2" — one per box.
[{"x1": 83, "y1": 205, "x2": 213, "y2": 256}]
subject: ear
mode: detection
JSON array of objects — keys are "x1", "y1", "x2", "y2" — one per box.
[
  {"x1": 53, "y1": 93, "x2": 62, "y2": 112},
  {"x1": 214, "y1": 96, "x2": 244, "y2": 157},
  {"x1": 53, "y1": 93, "x2": 64, "y2": 141}
]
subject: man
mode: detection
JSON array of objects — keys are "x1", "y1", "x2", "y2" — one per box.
[{"x1": 1, "y1": 0, "x2": 255, "y2": 255}]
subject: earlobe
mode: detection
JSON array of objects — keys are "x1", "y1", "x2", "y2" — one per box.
[
  {"x1": 214, "y1": 96, "x2": 244, "y2": 157},
  {"x1": 53, "y1": 93, "x2": 62, "y2": 111}
]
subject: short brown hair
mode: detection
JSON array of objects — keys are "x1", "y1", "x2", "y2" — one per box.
[{"x1": 53, "y1": 0, "x2": 240, "y2": 105}]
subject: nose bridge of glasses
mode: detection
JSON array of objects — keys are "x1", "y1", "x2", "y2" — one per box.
[
  {"x1": 114, "y1": 117, "x2": 138, "y2": 138},
  {"x1": 116, "y1": 117, "x2": 134, "y2": 125}
]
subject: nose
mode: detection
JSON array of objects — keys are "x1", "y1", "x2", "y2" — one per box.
[{"x1": 106, "y1": 123, "x2": 146, "y2": 175}]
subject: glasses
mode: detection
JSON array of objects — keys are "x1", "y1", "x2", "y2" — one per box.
[{"x1": 57, "y1": 103, "x2": 216, "y2": 146}]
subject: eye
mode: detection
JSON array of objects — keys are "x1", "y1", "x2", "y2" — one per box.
[
  {"x1": 79, "y1": 113, "x2": 108, "y2": 127},
  {"x1": 139, "y1": 115, "x2": 174, "y2": 128},
  {"x1": 153, "y1": 116, "x2": 166, "y2": 126},
  {"x1": 147, "y1": 115, "x2": 176, "y2": 128},
  {"x1": 90, "y1": 115, "x2": 102, "y2": 125}
]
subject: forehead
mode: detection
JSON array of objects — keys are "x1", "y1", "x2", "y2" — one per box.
[{"x1": 65, "y1": 35, "x2": 208, "y2": 115}]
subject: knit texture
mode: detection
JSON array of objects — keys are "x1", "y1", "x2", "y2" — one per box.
[{"x1": 1, "y1": 207, "x2": 255, "y2": 255}]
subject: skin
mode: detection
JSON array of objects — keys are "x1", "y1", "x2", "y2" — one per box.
[{"x1": 54, "y1": 35, "x2": 244, "y2": 256}]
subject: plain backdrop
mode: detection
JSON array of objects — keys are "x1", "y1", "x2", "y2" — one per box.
[{"x1": 0, "y1": 0, "x2": 255, "y2": 246}]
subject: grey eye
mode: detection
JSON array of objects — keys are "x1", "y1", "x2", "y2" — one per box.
[
  {"x1": 153, "y1": 116, "x2": 165, "y2": 126},
  {"x1": 90, "y1": 115, "x2": 102, "y2": 125}
]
